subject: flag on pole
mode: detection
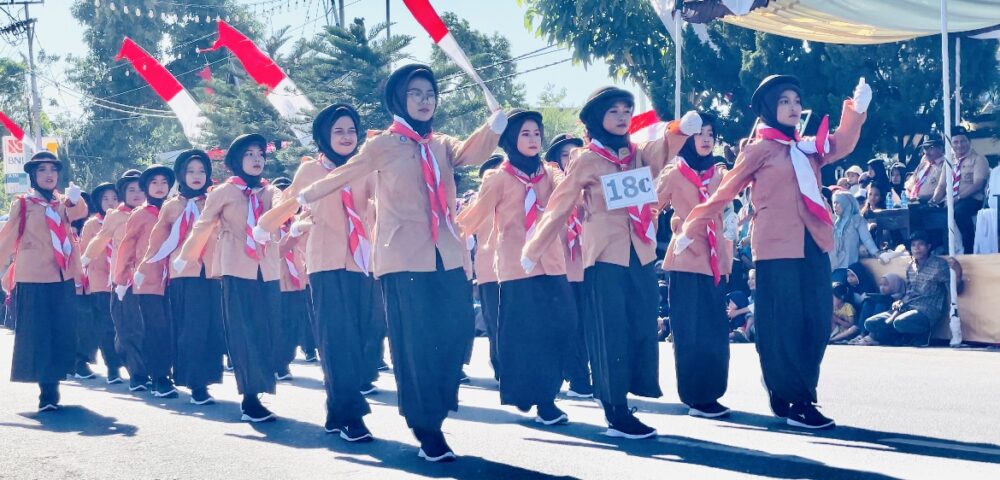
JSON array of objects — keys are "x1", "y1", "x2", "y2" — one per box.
[
  {"x1": 198, "y1": 21, "x2": 315, "y2": 146},
  {"x1": 114, "y1": 37, "x2": 208, "y2": 146},
  {"x1": 401, "y1": 0, "x2": 501, "y2": 112},
  {"x1": 0, "y1": 111, "x2": 34, "y2": 153},
  {"x1": 629, "y1": 109, "x2": 667, "y2": 144}
]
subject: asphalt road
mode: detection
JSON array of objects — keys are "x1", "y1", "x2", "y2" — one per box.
[{"x1": 1, "y1": 328, "x2": 998, "y2": 479}]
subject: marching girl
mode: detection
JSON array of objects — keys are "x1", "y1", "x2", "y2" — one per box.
[
  {"x1": 269, "y1": 176, "x2": 309, "y2": 382},
  {"x1": 114, "y1": 165, "x2": 176, "y2": 398},
  {"x1": 0, "y1": 152, "x2": 87, "y2": 411},
  {"x1": 457, "y1": 109, "x2": 575, "y2": 425},
  {"x1": 72, "y1": 197, "x2": 98, "y2": 381},
  {"x1": 656, "y1": 113, "x2": 734, "y2": 419},
  {"x1": 139, "y1": 150, "x2": 225, "y2": 405},
  {"x1": 468, "y1": 154, "x2": 503, "y2": 381},
  {"x1": 297, "y1": 64, "x2": 506, "y2": 461},
  {"x1": 175, "y1": 134, "x2": 283, "y2": 423},
  {"x1": 77, "y1": 182, "x2": 125, "y2": 383},
  {"x1": 522, "y1": 87, "x2": 702, "y2": 439},
  {"x1": 254, "y1": 104, "x2": 378, "y2": 442},
  {"x1": 83, "y1": 169, "x2": 147, "y2": 392},
  {"x1": 676, "y1": 76, "x2": 871, "y2": 429}
]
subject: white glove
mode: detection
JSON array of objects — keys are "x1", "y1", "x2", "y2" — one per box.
[
  {"x1": 132, "y1": 272, "x2": 145, "y2": 289},
  {"x1": 520, "y1": 255, "x2": 537, "y2": 274},
  {"x1": 489, "y1": 110, "x2": 509, "y2": 135},
  {"x1": 80, "y1": 256, "x2": 91, "y2": 268},
  {"x1": 878, "y1": 250, "x2": 900, "y2": 264},
  {"x1": 466, "y1": 235, "x2": 476, "y2": 251},
  {"x1": 114, "y1": 285, "x2": 128, "y2": 301},
  {"x1": 66, "y1": 182, "x2": 82, "y2": 204},
  {"x1": 673, "y1": 233, "x2": 694, "y2": 255},
  {"x1": 679, "y1": 110, "x2": 704, "y2": 136},
  {"x1": 297, "y1": 193, "x2": 309, "y2": 207},
  {"x1": 289, "y1": 221, "x2": 304, "y2": 238},
  {"x1": 172, "y1": 258, "x2": 187, "y2": 273},
  {"x1": 852, "y1": 77, "x2": 872, "y2": 114},
  {"x1": 252, "y1": 225, "x2": 271, "y2": 244}
]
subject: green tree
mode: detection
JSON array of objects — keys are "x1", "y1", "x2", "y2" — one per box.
[
  {"x1": 0, "y1": 58, "x2": 27, "y2": 124},
  {"x1": 534, "y1": 83, "x2": 582, "y2": 138}
]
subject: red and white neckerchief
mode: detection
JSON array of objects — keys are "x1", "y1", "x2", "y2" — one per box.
[
  {"x1": 588, "y1": 140, "x2": 656, "y2": 243},
  {"x1": 677, "y1": 158, "x2": 721, "y2": 285},
  {"x1": 952, "y1": 154, "x2": 968, "y2": 198},
  {"x1": 910, "y1": 162, "x2": 935, "y2": 200},
  {"x1": 566, "y1": 210, "x2": 583, "y2": 261},
  {"x1": 755, "y1": 116, "x2": 834, "y2": 226},
  {"x1": 148, "y1": 196, "x2": 203, "y2": 264},
  {"x1": 318, "y1": 154, "x2": 372, "y2": 275},
  {"x1": 501, "y1": 161, "x2": 546, "y2": 240},
  {"x1": 278, "y1": 222, "x2": 303, "y2": 289},
  {"x1": 109, "y1": 204, "x2": 133, "y2": 286},
  {"x1": 139, "y1": 204, "x2": 169, "y2": 287},
  {"x1": 25, "y1": 193, "x2": 72, "y2": 271},
  {"x1": 227, "y1": 176, "x2": 267, "y2": 260},
  {"x1": 387, "y1": 115, "x2": 458, "y2": 244}
]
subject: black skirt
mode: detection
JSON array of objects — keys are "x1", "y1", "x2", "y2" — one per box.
[
  {"x1": 360, "y1": 277, "x2": 387, "y2": 385},
  {"x1": 380, "y1": 256, "x2": 474, "y2": 431},
  {"x1": 112, "y1": 288, "x2": 147, "y2": 380},
  {"x1": 497, "y1": 275, "x2": 575, "y2": 408},
  {"x1": 309, "y1": 269, "x2": 373, "y2": 424},
  {"x1": 169, "y1": 275, "x2": 225, "y2": 388},
  {"x1": 581, "y1": 248, "x2": 662, "y2": 406},
  {"x1": 478, "y1": 282, "x2": 500, "y2": 376},
  {"x1": 221, "y1": 273, "x2": 282, "y2": 396},
  {"x1": 137, "y1": 294, "x2": 172, "y2": 379},
  {"x1": 89, "y1": 292, "x2": 122, "y2": 371},
  {"x1": 10, "y1": 281, "x2": 77, "y2": 383},
  {"x1": 667, "y1": 271, "x2": 730, "y2": 406},
  {"x1": 76, "y1": 292, "x2": 99, "y2": 365},
  {"x1": 562, "y1": 281, "x2": 591, "y2": 390},
  {"x1": 275, "y1": 289, "x2": 311, "y2": 370}
]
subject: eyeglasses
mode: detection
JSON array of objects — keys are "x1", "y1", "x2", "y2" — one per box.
[{"x1": 406, "y1": 89, "x2": 437, "y2": 103}]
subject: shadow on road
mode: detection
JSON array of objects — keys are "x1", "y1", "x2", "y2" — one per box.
[{"x1": 0, "y1": 405, "x2": 138, "y2": 437}]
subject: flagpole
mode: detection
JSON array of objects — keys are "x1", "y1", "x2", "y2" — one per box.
[
  {"x1": 674, "y1": 12, "x2": 682, "y2": 120},
  {"x1": 939, "y1": 0, "x2": 962, "y2": 346}
]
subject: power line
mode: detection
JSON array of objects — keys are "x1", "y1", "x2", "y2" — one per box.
[{"x1": 440, "y1": 57, "x2": 574, "y2": 96}]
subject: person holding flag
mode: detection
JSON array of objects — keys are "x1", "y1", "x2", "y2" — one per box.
[
  {"x1": 0, "y1": 152, "x2": 88, "y2": 411},
  {"x1": 656, "y1": 113, "x2": 734, "y2": 419},
  {"x1": 298, "y1": 64, "x2": 506, "y2": 461},
  {"x1": 139, "y1": 150, "x2": 225, "y2": 405},
  {"x1": 675, "y1": 75, "x2": 872, "y2": 430},
  {"x1": 521, "y1": 87, "x2": 702, "y2": 439},
  {"x1": 175, "y1": 134, "x2": 284, "y2": 423}
]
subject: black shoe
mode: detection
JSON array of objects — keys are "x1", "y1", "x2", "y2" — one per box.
[
  {"x1": 359, "y1": 383, "x2": 378, "y2": 395},
  {"x1": 535, "y1": 402, "x2": 569, "y2": 426},
  {"x1": 190, "y1": 387, "x2": 215, "y2": 405},
  {"x1": 275, "y1": 369, "x2": 293, "y2": 381},
  {"x1": 38, "y1": 384, "x2": 60, "y2": 412},
  {"x1": 74, "y1": 364, "x2": 96, "y2": 380},
  {"x1": 303, "y1": 350, "x2": 318, "y2": 362},
  {"x1": 324, "y1": 412, "x2": 340, "y2": 434},
  {"x1": 459, "y1": 371, "x2": 470, "y2": 384},
  {"x1": 604, "y1": 406, "x2": 657, "y2": 439},
  {"x1": 762, "y1": 378, "x2": 790, "y2": 418},
  {"x1": 688, "y1": 401, "x2": 731, "y2": 419},
  {"x1": 128, "y1": 376, "x2": 150, "y2": 392},
  {"x1": 339, "y1": 418, "x2": 374, "y2": 443},
  {"x1": 377, "y1": 362, "x2": 389, "y2": 372},
  {"x1": 415, "y1": 428, "x2": 455, "y2": 462},
  {"x1": 106, "y1": 368, "x2": 124, "y2": 385},
  {"x1": 566, "y1": 384, "x2": 594, "y2": 399},
  {"x1": 240, "y1": 397, "x2": 276, "y2": 423},
  {"x1": 786, "y1": 402, "x2": 835, "y2": 430},
  {"x1": 153, "y1": 377, "x2": 178, "y2": 398}
]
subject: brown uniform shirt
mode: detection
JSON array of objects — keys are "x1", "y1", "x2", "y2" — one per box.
[
  {"x1": 658, "y1": 162, "x2": 734, "y2": 277},
  {"x1": 905, "y1": 157, "x2": 945, "y2": 202},
  {"x1": 931, "y1": 149, "x2": 990, "y2": 202},
  {"x1": 115, "y1": 205, "x2": 167, "y2": 295},
  {"x1": 299, "y1": 122, "x2": 500, "y2": 276},
  {"x1": 0, "y1": 191, "x2": 88, "y2": 284},
  {"x1": 80, "y1": 214, "x2": 112, "y2": 293},
  {"x1": 139, "y1": 195, "x2": 220, "y2": 280},
  {"x1": 82, "y1": 205, "x2": 132, "y2": 279},
  {"x1": 682, "y1": 100, "x2": 866, "y2": 261}
]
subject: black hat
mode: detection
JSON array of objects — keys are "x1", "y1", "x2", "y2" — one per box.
[
  {"x1": 750, "y1": 75, "x2": 801, "y2": 111},
  {"x1": 479, "y1": 154, "x2": 504, "y2": 177},
  {"x1": 579, "y1": 86, "x2": 634, "y2": 124},
  {"x1": 173, "y1": 148, "x2": 212, "y2": 198},
  {"x1": 23, "y1": 151, "x2": 61, "y2": 175},
  {"x1": 224, "y1": 134, "x2": 268, "y2": 173},
  {"x1": 272, "y1": 177, "x2": 292, "y2": 190},
  {"x1": 919, "y1": 132, "x2": 944, "y2": 148},
  {"x1": 139, "y1": 164, "x2": 176, "y2": 190},
  {"x1": 544, "y1": 133, "x2": 584, "y2": 162},
  {"x1": 90, "y1": 182, "x2": 117, "y2": 205},
  {"x1": 952, "y1": 125, "x2": 970, "y2": 138},
  {"x1": 501, "y1": 108, "x2": 544, "y2": 147},
  {"x1": 116, "y1": 169, "x2": 142, "y2": 197}
]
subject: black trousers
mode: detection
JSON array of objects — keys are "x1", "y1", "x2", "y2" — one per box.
[
  {"x1": 112, "y1": 288, "x2": 147, "y2": 380},
  {"x1": 380, "y1": 255, "x2": 474, "y2": 431},
  {"x1": 309, "y1": 270, "x2": 372, "y2": 424},
  {"x1": 275, "y1": 289, "x2": 311, "y2": 371},
  {"x1": 137, "y1": 294, "x2": 172, "y2": 379},
  {"x1": 90, "y1": 292, "x2": 123, "y2": 371},
  {"x1": 754, "y1": 232, "x2": 832, "y2": 404},
  {"x1": 360, "y1": 278, "x2": 387, "y2": 385},
  {"x1": 582, "y1": 249, "x2": 662, "y2": 407},
  {"x1": 75, "y1": 293, "x2": 99, "y2": 368},
  {"x1": 170, "y1": 275, "x2": 225, "y2": 388},
  {"x1": 954, "y1": 196, "x2": 982, "y2": 254},
  {"x1": 667, "y1": 271, "x2": 730, "y2": 406},
  {"x1": 478, "y1": 282, "x2": 500, "y2": 377},
  {"x1": 563, "y1": 281, "x2": 592, "y2": 390},
  {"x1": 221, "y1": 273, "x2": 282, "y2": 396},
  {"x1": 10, "y1": 281, "x2": 76, "y2": 383}
]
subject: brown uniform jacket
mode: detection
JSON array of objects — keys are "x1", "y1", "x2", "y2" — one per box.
[
  {"x1": 682, "y1": 100, "x2": 866, "y2": 261},
  {"x1": 82, "y1": 205, "x2": 131, "y2": 278},
  {"x1": 523, "y1": 127, "x2": 689, "y2": 269},
  {"x1": 658, "y1": 162, "x2": 734, "y2": 276},
  {"x1": 299, "y1": 122, "x2": 500, "y2": 276},
  {"x1": 278, "y1": 227, "x2": 308, "y2": 292},
  {"x1": 115, "y1": 205, "x2": 166, "y2": 295},
  {"x1": 0, "y1": 191, "x2": 88, "y2": 285},
  {"x1": 179, "y1": 181, "x2": 281, "y2": 281},
  {"x1": 931, "y1": 149, "x2": 990, "y2": 203},
  {"x1": 470, "y1": 214, "x2": 498, "y2": 285},
  {"x1": 80, "y1": 214, "x2": 112, "y2": 293},
  {"x1": 905, "y1": 157, "x2": 945, "y2": 202},
  {"x1": 139, "y1": 195, "x2": 220, "y2": 280}
]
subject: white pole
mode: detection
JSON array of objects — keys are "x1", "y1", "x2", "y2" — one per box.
[
  {"x1": 939, "y1": 0, "x2": 962, "y2": 346},
  {"x1": 955, "y1": 37, "x2": 962, "y2": 125},
  {"x1": 674, "y1": 13, "x2": 682, "y2": 120}
]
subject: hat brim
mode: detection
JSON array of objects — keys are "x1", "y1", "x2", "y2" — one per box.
[
  {"x1": 90, "y1": 183, "x2": 117, "y2": 201},
  {"x1": 139, "y1": 165, "x2": 176, "y2": 189},
  {"x1": 579, "y1": 88, "x2": 635, "y2": 124},
  {"x1": 750, "y1": 75, "x2": 801, "y2": 111},
  {"x1": 545, "y1": 137, "x2": 584, "y2": 160},
  {"x1": 225, "y1": 134, "x2": 268, "y2": 169}
]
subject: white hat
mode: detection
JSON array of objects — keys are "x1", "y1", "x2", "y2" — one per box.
[{"x1": 846, "y1": 165, "x2": 864, "y2": 176}]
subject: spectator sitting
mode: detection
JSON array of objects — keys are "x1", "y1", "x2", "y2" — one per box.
[
  {"x1": 864, "y1": 231, "x2": 963, "y2": 346},
  {"x1": 845, "y1": 165, "x2": 865, "y2": 199},
  {"x1": 861, "y1": 182, "x2": 886, "y2": 220},
  {"x1": 830, "y1": 282, "x2": 859, "y2": 343},
  {"x1": 831, "y1": 191, "x2": 880, "y2": 269},
  {"x1": 851, "y1": 273, "x2": 906, "y2": 345},
  {"x1": 833, "y1": 262, "x2": 877, "y2": 312},
  {"x1": 887, "y1": 162, "x2": 906, "y2": 203},
  {"x1": 867, "y1": 159, "x2": 891, "y2": 189},
  {"x1": 905, "y1": 134, "x2": 947, "y2": 203},
  {"x1": 726, "y1": 291, "x2": 752, "y2": 343},
  {"x1": 930, "y1": 126, "x2": 989, "y2": 254},
  {"x1": 726, "y1": 269, "x2": 756, "y2": 342}
]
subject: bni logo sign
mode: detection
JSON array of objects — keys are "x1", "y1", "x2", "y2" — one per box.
[{"x1": 4, "y1": 137, "x2": 23, "y2": 155}]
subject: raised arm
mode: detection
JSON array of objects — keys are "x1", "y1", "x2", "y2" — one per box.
[
  {"x1": 65, "y1": 197, "x2": 89, "y2": 222},
  {"x1": 523, "y1": 160, "x2": 590, "y2": 263},
  {"x1": 139, "y1": 201, "x2": 178, "y2": 265},
  {"x1": 447, "y1": 121, "x2": 502, "y2": 168},
  {"x1": 822, "y1": 100, "x2": 868, "y2": 166},
  {"x1": 299, "y1": 145, "x2": 380, "y2": 205},
  {"x1": 112, "y1": 213, "x2": 141, "y2": 285},
  {"x1": 258, "y1": 160, "x2": 320, "y2": 233},
  {"x1": 642, "y1": 119, "x2": 695, "y2": 177},
  {"x1": 681, "y1": 149, "x2": 762, "y2": 237},
  {"x1": 83, "y1": 213, "x2": 123, "y2": 261}
]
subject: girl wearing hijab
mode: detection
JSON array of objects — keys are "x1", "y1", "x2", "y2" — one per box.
[
  {"x1": 468, "y1": 154, "x2": 503, "y2": 381},
  {"x1": 140, "y1": 150, "x2": 225, "y2": 405},
  {"x1": 831, "y1": 191, "x2": 880, "y2": 270},
  {"x1": 0, "y1": 152, "x2": 87, "y2": 411},
  {"x1": 255, "y1": 104, "x2": 378, "y2": 442},
  {"x1": 676, "y1": 75, "x2": 871, "y2": 430},
  {"x1": 887, "y1": 162, "x2": 906, "y2": 201},
  {"x1": 522, "y1": 87, "x2": 702, "y2": 439},
  {"x1": 296, "y1": 65, "x2": 506, "y2": 461},
  {"x1": 83, "y1": 169, "x2": 147, "y2": 392},
  {"x1": 114, "y1": 164, "x2": 176, "y2": 398},
  {"x1": 175, "y1": 134, "x2": 283, "y2": 423},
  {"x1": 656, "y1": 113, "x2": 734, "y2": 419},
  {"x1": 457, "y1": 109, "x2": 575, "y2": 425},
  {"x1": 77, "y1": 183, "x2": 125, "y2": 383}
]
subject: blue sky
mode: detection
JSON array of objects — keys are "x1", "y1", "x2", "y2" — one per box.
[{"x1": 3, "y1": 0, "x2": 651, "y2": 116}]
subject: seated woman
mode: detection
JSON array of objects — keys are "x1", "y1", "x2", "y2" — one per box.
[
  {"x1": 831, "y1": 191, "x2": 880, "y2": 270},
  {"x1": 851, "y1": 273, "x2": 905, "y2": 345}
]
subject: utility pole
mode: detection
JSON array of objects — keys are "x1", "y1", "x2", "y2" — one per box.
[
  {"x1": 386, "y1": 0, "x2": 390, "y2": 39},
  {"x1": 338, "y1": 0, "x2": 345, "y2": 28},
  {"x1": 24, "y1": 3, "x2": 41, "y2": 148}
]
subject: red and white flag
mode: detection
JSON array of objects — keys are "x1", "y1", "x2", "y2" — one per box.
[
  {"x1": 629, "y1": 109, "x2": 667, "y2": 144},
  {"x1": 199, "y1": 21, "x2": 315, "y2": 146},
  {"x1": 0, "y1": 111, "x2": 35, "y2": 153},
  {"x1": 402, "y1": 0, "x2": 500, "y2": 112},
  {"x1": 115, "y1": 37, "x2": 208, "y2": 146}
]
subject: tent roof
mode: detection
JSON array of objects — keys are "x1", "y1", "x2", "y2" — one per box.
[{"x1": 719, "y1": 0, "x2": 1000, "y2": 44}]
